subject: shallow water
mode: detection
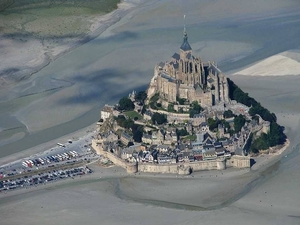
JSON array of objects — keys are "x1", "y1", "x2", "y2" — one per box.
[{"x1": 0, "y1": 0, "x2": 300, "y2": 159}]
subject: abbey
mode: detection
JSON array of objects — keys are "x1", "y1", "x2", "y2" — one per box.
[{"x1": 147, "y1": 29, "x2": 230, "y2": 107}]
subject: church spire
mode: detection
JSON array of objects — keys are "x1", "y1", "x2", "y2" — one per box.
[
  {"x1": 183, "y1": 14, "x2": 186, "y2": 35},
  {"x1": 180, "y1": 15, "x2": 192, "y2": 52}
]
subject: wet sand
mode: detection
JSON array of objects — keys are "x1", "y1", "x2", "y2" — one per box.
[
  {"x1": 1, "y1": 0, "x2": 300, "y2": 224},
  {"x1": 1, "y1": 0, "x2": 300, "y2": 158}
]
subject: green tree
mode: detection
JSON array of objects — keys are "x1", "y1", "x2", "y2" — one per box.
[
  {"x1": 177, "y1": 97, "x2": 186, "y2": 105},
  {"x1": 119, "y1": 97, "x2": 134, "y2": 111},
  {"x1": 176, "y1": 128, "x2": 189, "y2": 137},
  {"x1": 228, "y1": 78, "x2": 256, "y2": 107},
  {"x1": 191, "y1": 101, "x2": 202, "y2": 112},
  {"x1": 249, "y1": 122, "x2": 286, "y2": 153},
  {"x1": 116, "y1": 115, "x2": 126, "y2": 126},
  {"x1": 151, "y1": 112, "x2": 167, "y2": 125},
  {"x1": 250, "y1": 133, "x2": 269, "y2": 153},
  {"x1": 149, "y1": 93, "x2": 159, "y2": 109},
  {"x1": 135, "y1": 91, "x2": 147, "y2": 103},
  {"x1": 249, "y1": 104, "x2": 277, "y2": 123},
  {"x1": 220, "y1": 120, "x2": 231, "y2": 131},
  {"x1": 168, "y1": 103, "x2": 175, "y2": 112},
  {"x1": 268, "y1": 122, "x2": 286, "y2": 146},
  {"x1": 228, "y1": 78, "x2": 277, "y2": 123},
  {"x1": 234, "y1": 115, "x2": 246, "y2": 132},
  {"x1": 123, "y1": 119, "x2": 134, "y2": 129},
  {"x1": 189, "y1": 110, "x2": 196, "y2": 118},
  {"x1": 133, "y1": 130, "x2": 143, "y2": 142},
  {"x1": 189, "y1": 101, "x2": 202, "y2": 118},
  {"x1": 208, "y1": 118, "x2": 218, "y2": 131},
  {"x1": 223, "y1": 110, "x2": 234, "y2": 118}
]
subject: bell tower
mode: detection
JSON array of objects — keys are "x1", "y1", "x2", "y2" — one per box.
[{"x1": 180, "y1": 15, "x2": 192, "y2": 59}]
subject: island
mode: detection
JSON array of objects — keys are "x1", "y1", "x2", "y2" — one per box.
[{"x1": 92, "y1": 28, "x2": 287, "y2": 174}]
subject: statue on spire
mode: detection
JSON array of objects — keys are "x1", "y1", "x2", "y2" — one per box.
[{"x1": 184, "y1": 14, "x2": 186, "y2": 34}]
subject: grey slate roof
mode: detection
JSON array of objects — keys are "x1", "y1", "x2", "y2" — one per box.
[
  {"x1": 180, "y1": 32, "x2": 192, "y2": 51},
  {"x1": 172, "y1": 53, "x2": 180, "y2": 60},
  {"x1": 143, "y1": 134, "x2": 152, "y2": 139},
  {"x1": 161, "y1": 73, "x2": 176, "y2": 82},
  {"x1": 158, "y1": 62, "x2": 165, "y2": 67},
  {"x1": 207, "y1": 77, "x2": 214, "y2": 83},
  {"x1": 122, "y1": 132, "x2": 132, "y2": 140}
]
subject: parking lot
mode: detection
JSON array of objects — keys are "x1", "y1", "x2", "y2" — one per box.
[
  {"x1": 0, "y1": 131, "x2": 100, "y2": 191},
  {"x1": 0, "y1": 166, "x2": 92, "y2": 192}
]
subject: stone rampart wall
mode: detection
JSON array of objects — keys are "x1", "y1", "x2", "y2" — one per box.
[
  {"x1": 138, "y1": 164, "x2": 180, "y2": 174},
  {"x1": 149, "y1": 108, "x2": 190, "y2": 121},
  {"x1": 138, "y1": 159, "x2": 226, "y2": 174},
  {"x1": 226, "y1": 155, "x2": 250, "y2": 168},
  {"x1": 92, "y1": 140, "x2": 250, "y2": 174},
  {"x1": 92, "y1": 140, "x2": 138, "y2": 173}
]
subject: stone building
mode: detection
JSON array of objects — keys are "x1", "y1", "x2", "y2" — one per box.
[
  {"x1": 147, "y1": 28, "x2": 230, "y2": 108},
  {"x1": 100, "y1": 105, "x2": 114, "y2": 121},
  {"x1": 120, "y1": 132, "x2": 133, "y2": 146}
]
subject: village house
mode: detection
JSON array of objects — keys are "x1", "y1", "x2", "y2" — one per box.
[
  {"x1": 143, "y1": 110, "x2": 153, "y2": 121},
  {"x1": 151, "y1": 130, "x2": 164, "y2": 145},
  {"x1": 121, "y1": 147, "x2": 134, "y2": 159},
  {"x1": 157, "y1": 154, "x2": 172, "y2": 164},
  {"x1": 120, "y1": 132, "x2": 133, "y2": 146},
  {"x1": 203, "y1": 149, "x2": 217, "y2": 160},
  {"x1": 193, "y1": 149, "x2": 203, "y2": 161},
  {"x1": 164, "y1": 131, "x2": 177, "y2": 144},
  {"x1": 221, "y1": 139, "x2": 235, "y2": 152},
  {"x1": 103, "y1": 142, "x2": 121, "y2": 155},
  {"x1": 138, "y1": 150, "x2": 155, "y2": 163},
  {"x1": 215, "y1": 147, "x2": 226, "y2": 156},
  {"x1": 121, "y1": 144, "x2": 141, "y2": 160},
  {"x1": 142, "y1": 134, "x2": 152, "y2": 144},
  {"x1": 157, "y1": 144, "x2": 169, "y2": 153},
  {"x1": 214, "y1": 111, "x2": 224, "y2": 120},
  {"x1": 103, "y1": 131, "x2": 118, "y2": 143},
  {"x1": 203, "y1": 144, "x2": 215, "y2": 152}
]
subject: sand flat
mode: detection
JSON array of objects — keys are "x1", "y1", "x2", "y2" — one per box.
[
  {"x1": 234, "y1": 53, "x2": 300, "y2": 76},
  {"x1": 1, "y1": 0, "x2": 300, "y2": 224}
]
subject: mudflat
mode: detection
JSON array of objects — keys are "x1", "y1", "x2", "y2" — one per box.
[{"x1": 1, "y1": 1, "x2": 300, "y2": 225}]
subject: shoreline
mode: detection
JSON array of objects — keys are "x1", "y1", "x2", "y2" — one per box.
[
  {"x1": 0, "y1": 123, "x2": 95, "y2": 166},
  {"x1": 250, "y1": 139, "x2": 290, "y2": 171},
  {"x1": 0, "y1": 0, "x2": 142, "y2": 160},
  {"x1": 4, "y1": 0, "x2": 139, "y2": 87},
  {"x1": 0, "y1": 0, "x2": 298, "y2": 219},
  {"x1": 0, "y1": 136, "x2": 292, "y2": 208}
]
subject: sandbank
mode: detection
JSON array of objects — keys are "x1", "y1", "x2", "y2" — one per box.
[{"x1": 234, "y1": 52, "x2": 300, "y2": 76}]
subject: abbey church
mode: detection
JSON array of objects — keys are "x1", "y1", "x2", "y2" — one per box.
[{"x1": 147, "y1": 28, "x2": 230, "y2": 107}]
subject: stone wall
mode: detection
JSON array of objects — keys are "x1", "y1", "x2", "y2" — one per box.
[
  {"x1": 92, "y1": 140, "x2": 138, "y2": 173},
  {"x1": 138, "y1": 163, "x2": 183, "y2": 174},
  {"x1": 138, "y1": 159, "x2": 226, "y2": 174},
  {"x1": 226, "y1": 155, "x2": 250, "y2": 168},
  {"x1": 149, "y1": 108, "x2": 190, "y2": 122},
  {"x1": 92, "y1": 140, "x2": 250, "y2": 174}
]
